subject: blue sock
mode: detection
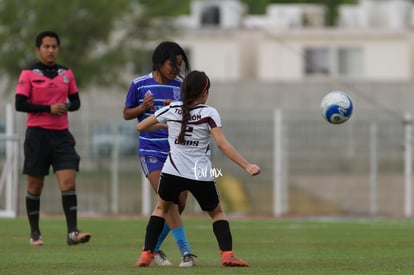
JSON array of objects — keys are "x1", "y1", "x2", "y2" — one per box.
[
  {"x1": 171, "y1": 226, "x2": 192, "y2": 256},
  {"x1": 154, "y1": 222, "x2": 170, "y2": 252}
]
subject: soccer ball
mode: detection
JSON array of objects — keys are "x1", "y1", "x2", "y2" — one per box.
[{"x1": 320, "y1": 91, "x2": 353, "y2": 124}]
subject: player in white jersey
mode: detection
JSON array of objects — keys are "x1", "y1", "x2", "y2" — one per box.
[
  {"x1": 158, "y1": 100, "x2": 220, "y2": 181},
  {"x1": 134, "y1": 71, "x2": 261, "y2": 267}
]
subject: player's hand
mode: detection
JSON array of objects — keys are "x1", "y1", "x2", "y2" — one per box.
[
  {"x1": 245, "y1": 164, "x2": 261, "y2": 176},
  {"x1": 50, "y1": 103, "x2": 67, "y2": 116},
  {"x1": 163, "y1": 99, "x2": 172, "y2": 106},
  {"x1": 141, "y1": 92, "x2": 155, "y2": 111}
]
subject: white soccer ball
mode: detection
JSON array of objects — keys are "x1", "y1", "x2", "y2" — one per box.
[{"x1": 320, "y1": 91, "x2": 353, "y2": 124}]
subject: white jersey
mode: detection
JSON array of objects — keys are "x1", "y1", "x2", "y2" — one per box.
[{"x1": 155, "y1": 101, "x2": 221, "y2": 181}]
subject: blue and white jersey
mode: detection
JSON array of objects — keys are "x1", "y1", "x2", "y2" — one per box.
[
  {"x1": 125, "y1": 72, "x2": 182, "y2": 159},
  {"x1": 155, "y1": 102, "x2": 222, "y2": 181}
]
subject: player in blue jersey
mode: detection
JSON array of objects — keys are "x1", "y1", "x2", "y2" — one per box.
[
  {"x1": 123, "y1": 41, "x2": 193, "y2": 267},
  {"x1": 134, "y1": 71, "x2": 261, "y2": 267}
]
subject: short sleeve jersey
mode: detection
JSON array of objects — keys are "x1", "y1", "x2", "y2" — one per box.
[
  {"x1": 15, "y1": 63, "x2": 78, "y2": 130},
  {"x1": 155, "y1": 102, "x2": 222, "y2": 181},
  {"x1": 124, "y1": 72, "x2": 182, "y2": 159}
]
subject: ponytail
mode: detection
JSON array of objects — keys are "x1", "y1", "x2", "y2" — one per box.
[{"x1": 177, "y1": 71, "x2": 210, "y2": 144}]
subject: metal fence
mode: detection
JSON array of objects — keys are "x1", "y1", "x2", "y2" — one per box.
[{"x1": 1, "y1": 80, "x2": 413, "y2": 218}]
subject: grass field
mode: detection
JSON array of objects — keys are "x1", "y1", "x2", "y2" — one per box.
[{"x1": 1, "y1": 216, "x2": 414, "y2": 274}]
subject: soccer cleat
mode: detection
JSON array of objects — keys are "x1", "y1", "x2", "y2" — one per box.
[
  {"x1": 135, "y1": 250, "x2": 155, "y2": 267},
  {"x1": 153, "y1": 250, "x2": 173, "y2": 266},
  {"x1": 67, "y1": 231, "x2": 91, "y2": 246},
  {"x1": 221, "y1": 251, "x2": 249, "y2": 267},
  {"x1": 30, "y1": 232, "x2": 44, "y2": 246},
  {"x1": 179, "y1": 252, "x2": 197, "y2": 267}
]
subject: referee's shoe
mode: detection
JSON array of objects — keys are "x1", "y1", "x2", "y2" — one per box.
[
  {"x1": 67, "y1": 230, "x2": 91, "y2": 245},
  {"x1": 30, "y1": 231, "x2": 44, "y2": 246}
]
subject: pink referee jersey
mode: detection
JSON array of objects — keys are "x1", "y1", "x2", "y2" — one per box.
[{"x1": 16, "y1": 68, "x2": 78, "y2": 130}]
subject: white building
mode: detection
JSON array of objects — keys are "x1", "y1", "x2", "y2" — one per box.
[{"x1": 173, "y1": 0, "x2": 414, "y2": 82}]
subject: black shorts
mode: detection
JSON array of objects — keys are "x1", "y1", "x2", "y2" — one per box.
[
  {"x1": 23, "y1": 127, "x2": 80, "y2": 176},
  {"x1": 158, "y1": 173, "x2": 220, "y2": 212}
]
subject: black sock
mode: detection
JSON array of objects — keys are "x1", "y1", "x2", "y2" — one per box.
[
  {"x1": 26, "y1": 192, "x2": 41, "y2": 235},
  {"x1": 62, "y1": 190, "x2": 77, "y2": 233},
  {"x1": 144, "y1": 216, "x2": 165, "y2": 252},
  {"x1": 213, "y1": 220, "x2": 232, "y2": 251}
]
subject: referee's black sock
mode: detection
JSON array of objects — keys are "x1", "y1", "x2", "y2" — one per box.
[
  {"x1": 144, "y1": 216, "x2": 165, "y2": 252},
  {"x1": 213, "y1": 220, "x2": 232, "y2": 251},
  {"x1": 62, "y1": 189, "x2": 78, "y2": 233},
  {"x1": 26, "y1": 192, "x2": 41, "y2": 235}
]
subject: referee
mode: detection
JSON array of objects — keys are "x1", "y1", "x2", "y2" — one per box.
[{"x1": 15, "y1": 31, "x2": 91, "y2": 246}]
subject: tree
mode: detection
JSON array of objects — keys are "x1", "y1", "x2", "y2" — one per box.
[{"x1": 0, "y1": 0, "x2": 179, "y2": 91}]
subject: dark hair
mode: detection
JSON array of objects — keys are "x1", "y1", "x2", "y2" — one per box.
[
  {"x1": 152, "y1": 41, "x2": 190, "y2": 78},
  {"x1": 35, "y1": 31, "x2": 60, "y2": 48},
  {"x1": 178, "y1": 71, "x2": 210, "y2": 144}
]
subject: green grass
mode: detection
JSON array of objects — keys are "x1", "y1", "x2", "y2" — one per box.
[{"x1": 1, "y1": 217, "x2": 414, "y2": 274}]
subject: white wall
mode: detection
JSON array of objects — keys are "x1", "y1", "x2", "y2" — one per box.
[
  {"x1": 193, "y1": 30, "x2": 413, "y2": 82},
  {"x1": 174, "y1": 0, "x2": 414, "y2": 82},
  {"x1": 340, "y1": 0, "x2": 412, "y2": 30},
  {"x1": 178, "y1": 36, "x2": 242, "y2": 81},
  {"x1": 364, "y1": 41, "x2": 411, "y2": 79},
  {"x1": 189, "y1": 0, "x2": 246, "y2": 29},
  {"x1": 257, "y1": 40, "x2": 303, "y2": 81}
]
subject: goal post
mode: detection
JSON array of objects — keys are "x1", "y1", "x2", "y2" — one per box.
[{"x1": 0, "y1": 104, "x2": 20, "y2": 218}]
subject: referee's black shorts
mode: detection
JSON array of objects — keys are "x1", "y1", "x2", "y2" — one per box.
[
  {"x1": 23, "y1": 127, "x2": 80, "y2": 176},
  {"x1": 158, "y1": 173, "x2": 220, "y2": 212}
]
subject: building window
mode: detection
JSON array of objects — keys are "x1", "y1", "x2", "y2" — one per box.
[
  {"x1": 201, "y1": 5, "x2": 220, "y2": 26},
  {"x1": 304, "y1": 48, "x2": 330, "y2": 75},
  {"x1": 337, "y1": 48, "x2": 363, "y2": 77},
  {"x1": 304, "y1": 47, "x2": 363, "y2": 77}
]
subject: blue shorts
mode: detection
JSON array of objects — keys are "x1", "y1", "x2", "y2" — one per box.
[{"x1": 139, "y1": 156, "x2": 166, "y2": 176}]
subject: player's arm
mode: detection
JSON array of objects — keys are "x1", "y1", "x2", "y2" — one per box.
[
  {"x1": 15, "y1": 94, "x2": 68, "y2": 116},
  {"x1": 66, "y1": 93, "x2": 80, "y2": 111},
  {"x1": 123, "y1": 105, "x2": 145, "y2": 120},
  {"x1": 123, "y1": 92, "x2": 154, "y2": 120},
  {"x1": 15, "y1": 94, "x2": 51, "y2": 113},
  {"x1": 211, "y1": 127, "x2": 261, "y2": 176},
  {"x1": 14, "y1": 71, "x2": 50, "y2": 113},
  {"x1": 136, "y1": 114, "x2": 167, "y2": 132}
]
